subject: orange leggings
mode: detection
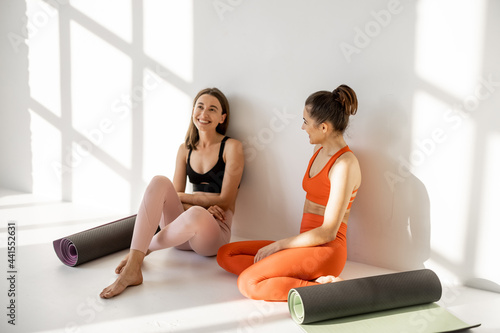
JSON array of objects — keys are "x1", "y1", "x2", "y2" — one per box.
[{"x1": 216, "y1": 214, "x2": 347, "y2": 301}]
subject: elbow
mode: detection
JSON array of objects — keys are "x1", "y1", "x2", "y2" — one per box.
[
  {"x1": 216, "y1": 197, "x2": 231, "y2": 212},
  {"x1": 319, "y1": 226, "x2": 339, "y2": 244},
  {"x1": 207, "y1": 193, "x2": 229, "y2": 211}
]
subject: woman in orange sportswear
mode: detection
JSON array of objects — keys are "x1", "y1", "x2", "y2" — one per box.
[{"x1": 217, "y1": 84, "x2": 361, "y2": 301}]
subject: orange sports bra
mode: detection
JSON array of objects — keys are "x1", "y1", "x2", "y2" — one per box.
[{"x1": 302, "y1": 146, "x2": 358, "y2": 207}]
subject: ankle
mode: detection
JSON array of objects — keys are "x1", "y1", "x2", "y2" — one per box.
[{"x1": 124, "y1": 250, "x2": 146, "y2": 268}]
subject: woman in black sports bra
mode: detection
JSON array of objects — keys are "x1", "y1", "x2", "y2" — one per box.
[{"x1": 101, "y1": 88, "x2": 244, "y2": 299}]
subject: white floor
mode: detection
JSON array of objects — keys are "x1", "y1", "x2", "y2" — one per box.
[{"x1": 1, "y1": 189, "x2": 499, "y2": 333}]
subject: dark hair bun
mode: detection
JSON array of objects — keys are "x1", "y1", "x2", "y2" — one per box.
[
  {"x1": 305, "y1": 84, "x2": 358, "y2": 134},
  {"x1": 333, "y1": 85, "x2": 358, "y2": 116}
]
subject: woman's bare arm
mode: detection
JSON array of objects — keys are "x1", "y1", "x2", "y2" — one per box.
[{"x1": 254, "y1": 153, "x2": 360, "y2": 262}]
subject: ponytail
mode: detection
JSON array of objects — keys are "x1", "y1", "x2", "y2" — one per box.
[{"x1": 334, "y1": 84, "x2": 358, "y2": 116}]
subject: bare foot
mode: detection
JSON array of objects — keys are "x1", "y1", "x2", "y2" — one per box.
[
  {"x1": 100, "y1": 249, "x2": 146, "y2": 299},
  {"x1": 100, "y1": 266, "x2": 143, "y2": 299},
  {"x1": 315, "y1": 275, "x2": 344, "y2": 284}
]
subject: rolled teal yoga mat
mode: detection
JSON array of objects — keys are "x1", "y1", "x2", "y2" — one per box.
[{"x1": 288, "y1": 269, "x2": 480, "y2": 333}]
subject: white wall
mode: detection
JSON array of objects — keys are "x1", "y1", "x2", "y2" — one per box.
[{"x1": 1, "y1": 0, "x2": 499, "y2": 291}]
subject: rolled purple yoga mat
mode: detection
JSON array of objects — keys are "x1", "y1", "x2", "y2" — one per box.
[{"x1": 53, "y1": 215, "x2": 137, "y2": 267}]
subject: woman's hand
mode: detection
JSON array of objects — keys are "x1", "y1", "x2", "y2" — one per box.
[
  {"x1": 254, "y1": 241, "x2": 282, "y2": 263},
  {"x1": 207, "y1": 205, "x2": 226, "y2": 222}
]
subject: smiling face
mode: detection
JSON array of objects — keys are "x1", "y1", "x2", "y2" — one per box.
[
  {"x1": 301, "y1": 106, "x2": 325, "y2": 145},
  {"x1": 192, "y1": 94, "x2": 226, "y2": 133}
]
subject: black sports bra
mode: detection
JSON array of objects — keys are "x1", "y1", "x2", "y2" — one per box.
[{"x1": 186, "y1": 136, "x2": 229, "y2": 193}]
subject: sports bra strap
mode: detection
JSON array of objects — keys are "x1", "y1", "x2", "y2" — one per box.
[
  {"x1": 219, "y1": 136, "x2": 229, "y2": 159},
  {"x1": 187, "y1": 136, "x2": 229, "y2": 163}
]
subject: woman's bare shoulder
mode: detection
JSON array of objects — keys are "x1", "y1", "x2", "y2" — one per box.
[
  {"x1": 331, "y1": 151, "x2": 361, "y2": 185},
  {"x1": 225, "y1": 137, "x2": 243, "y2": 151},
  {"x1": 177, "y1": 142, "x2": 188, "y2": 160}
]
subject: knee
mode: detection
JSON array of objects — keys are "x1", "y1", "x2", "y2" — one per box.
[
  {"x1": 180, "y1": 206, "x2": 215, "y2": 230},
  {"x1": 185, "y1": 205, "x2": 211, "y2": 220},
  {"x1": 150, "y1": 175, "x2": 173, "y2": 187},
  {"x1": 237, "y1": 271, "x2": 257, "y2": 300},
  {"x1": 187, "y1": 205, "x2": 205, "y2": 213},
  {"x1": 147, "y1": 175, "x2": 174, "y2": 193}
]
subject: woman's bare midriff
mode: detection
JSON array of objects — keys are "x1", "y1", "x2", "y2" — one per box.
[
  {"x1": 303, "y1": 199, "x2": 350, "y2": 224},
  {"x1": 303, "y1": 199, "x2": 325, "y2": 216}
]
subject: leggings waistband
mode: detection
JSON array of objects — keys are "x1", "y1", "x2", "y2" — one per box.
[{"x1": 300, "y1": 213, "x2": 347, "y2": 240}]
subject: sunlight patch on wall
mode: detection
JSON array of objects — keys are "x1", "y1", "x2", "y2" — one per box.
[
  {"x1": 413, "y1": 0, "x2": 491, "y2": 280},
  {"x1": 410, "y1": 90, "x2": 450, "y2": 176},
  {"x1": 142, "y1": 71, "x2": 191, "y2": 180},
  {"x1": 475, "y1": 132, "x2": 500, "y2": 282},
  {"x1": 29, "y1": 109, "x2": 62, "y2": 200},
  {"x1": 143, "y1": 0, "x2": 193, "y2": 82},
  {"x1": 70, "y1": 0, "x2": 132, "y2": 43},
  {"x1": 70, "y1": 20, "x2": 132, "y2": 170},
  {"x1": 415, "y1": 0, "x2": 487, "y2": 97},
  {"x1": 411, "y1": 90, "x2": 476, "y2": 270},
  {"x1": 27, "y1": 0, "x2": 61, "y2": 117}
]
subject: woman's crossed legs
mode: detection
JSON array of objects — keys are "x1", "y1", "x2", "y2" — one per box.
[{"x1": 100, "y1": 176, "x2": 230, "y2": 298}]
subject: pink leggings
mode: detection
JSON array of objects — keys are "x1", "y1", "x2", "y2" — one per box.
[{"x1": 130, "y1": 176, "x2": 232, "y2": 257}]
